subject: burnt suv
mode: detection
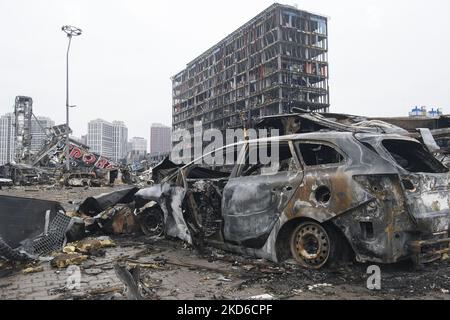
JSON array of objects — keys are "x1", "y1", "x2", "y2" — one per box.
[{"x1": 136, "y1": 132, "x2": 450, "y2": 269}]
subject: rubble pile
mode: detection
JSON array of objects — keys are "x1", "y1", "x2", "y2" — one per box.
[{"x1": 0, "y1": 186, "x2": 166, "y2": 265}]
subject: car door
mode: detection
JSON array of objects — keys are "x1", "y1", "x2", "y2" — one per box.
[
  {"x1": 286, "y1": 140, "x2": 354, "y2": 222},
  {"x1": 222, "y1": 140, "x2": 304, "y2": 248}
]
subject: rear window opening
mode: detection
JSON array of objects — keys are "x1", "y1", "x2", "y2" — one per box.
[{"x1": 382, "y1": 140, "x2": 448, "y2": 173}]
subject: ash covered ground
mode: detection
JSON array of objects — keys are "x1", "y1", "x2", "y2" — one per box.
[{"x1": 1, "y1": 186, "x2": 450, "y2": 300}]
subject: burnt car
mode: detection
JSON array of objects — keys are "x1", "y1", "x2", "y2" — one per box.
[
  {"x1": 65, "y1": 172, "x2": 101, "y2": 187},
  {"x1": 0, "y1": 178, "x2": 13, "y2": 187},
  {"x1": 135, "y1": 132, "x2": 450, "y2": 269},
  {"x1": 0, "y1": 163, "x2": 40, "y2": 186}
]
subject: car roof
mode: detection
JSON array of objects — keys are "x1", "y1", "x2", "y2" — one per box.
[
  {"x1": 241, "y1": 131, "x2": 412, "y2": 145},
  {"x1": 355, "y1": 132, "x2": 420, "y2": 143},
  {"x1": 183, "y1": 132, "x2": 351, "y2": 169},
  {"x1": 179, "y1": 131, "x2": 420, "y2": 170}
]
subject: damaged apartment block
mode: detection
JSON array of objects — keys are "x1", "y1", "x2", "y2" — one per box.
[{"x1": 172, "y1": 3, "x2": 329, "y2": 162}]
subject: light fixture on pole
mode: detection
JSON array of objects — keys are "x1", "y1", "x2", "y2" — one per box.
[{"x1": 61, "y1": 25, "x2": 82, "y2": 172}]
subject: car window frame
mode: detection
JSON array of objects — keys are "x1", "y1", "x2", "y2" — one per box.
[
  {"x1": 235, "y1": 140, "x2": 302, "y2": 178},
  {"x1": 380, "y1": 138, "x2": 449, "y2": 174},
  {"x1": 175, "y1": 142, "x2": 247, "y2": 184},
  {"x1": 294, "y1": 140, "x2": 348, "y2": 169}
]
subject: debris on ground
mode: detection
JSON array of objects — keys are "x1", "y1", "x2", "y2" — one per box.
[
  {"x1": 96, "y1": 206, "x2": 140, "y2": 235},
  {"x1": 71, "y1": 237, "x2": 115, "y2": 255},
  {"x1": 4, "y1": 111, "x2": 450, "y2": 302},
  {"x1": 114, "y1": 262, "x2": 143, "y2": 300},
  {"x1": 22, "y1": 265, "x2": 44, "y2": 274},
  {"x1": 248, "y1": 294, "x2": 275, "y2": 300},
  {"x1": 63, "y1": 245, "x2": 76, "y2": 254},
  {"x1": 308, "y1": 283, "x2": 333, "y2": 291},
  {"x1": 217, "y1": 276, "x2": 232, "y2": 282},
  {"x1": 51, "y1": 253, "x2": 88, "y2": 269}
]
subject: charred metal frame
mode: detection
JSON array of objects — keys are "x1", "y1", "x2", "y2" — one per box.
[
  {"x1": 14, "y1": 96, "x2": 33, "y2": 163},
  {"x1": 136, "y1": 131, "x2": 450, "y2": 267}
]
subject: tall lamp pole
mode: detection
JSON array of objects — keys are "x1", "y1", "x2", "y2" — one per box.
[{"x1": 62, "y1": 25, "x2": 82, "y2": 172}]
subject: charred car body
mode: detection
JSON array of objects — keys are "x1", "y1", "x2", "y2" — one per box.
[
  {"x1": 0, "y1": 163, "x2": 40, "y2": 186},
  {"x1": 135, "y1": 132, "x2": 450, "y2": 269},
  {"x1": 64, "y1": 172, "x2": 102, "y2": 188},
  {"x1": 255, "y1": 108, "x2": 450, "y2": 164}
]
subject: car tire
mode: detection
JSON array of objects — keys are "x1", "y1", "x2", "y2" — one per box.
[{"x1": 290, "y1": 220, "x2": 339, "y2": 269}]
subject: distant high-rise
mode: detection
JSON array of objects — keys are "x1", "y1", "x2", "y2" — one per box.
[
  {"x1": 87, "y1": 119, "x2": 114, "y2": 159},
  {"x1": 127, "y1": 137, "x2": 148, "y2": 164},
  {"x1": 81, "y1": 135, "x2": 88, "y2": 146},
  {"x1": 70, "y1": 135, "x2": 89, "y2": 147},
  {"x1": 150, "y1": 123, "x2": 171, "y2": 155},
  {"x1": 31, "y1": 116, "x2": 55, "y2": 154},
  {"x1": 87, "y1": 119, "x2": 128, "y2": 162},
  {"x1": 0, "y1": 113, "x2": 15, "y2": 165},
  {"x1": 112, "y1": 121, "x2": 128, "y2": 162},
  {"x1": 130, "y1": 137, "x2": 148, "y2": 154}
]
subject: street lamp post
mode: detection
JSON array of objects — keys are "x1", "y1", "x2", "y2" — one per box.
[{"x1": 61, "y1": 25, "x2": 82, "y2": 172}]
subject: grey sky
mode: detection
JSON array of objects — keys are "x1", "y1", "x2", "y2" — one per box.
[{"x1": 0, "y1": 0, "x2": 449, "y2": 139}]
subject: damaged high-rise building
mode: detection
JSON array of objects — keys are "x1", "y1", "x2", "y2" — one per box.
[{"x1": 172, "y1": 3, "x2": 329, "y2": 160}]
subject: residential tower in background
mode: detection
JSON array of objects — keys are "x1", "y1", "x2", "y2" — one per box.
[{"x1": 150, "y1": 123, "x2": 171, "y2": 156}]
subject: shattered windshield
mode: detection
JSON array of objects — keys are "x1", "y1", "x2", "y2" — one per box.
[{"x1": 382, "y1": 139, "x2": 449, "y2": 173}]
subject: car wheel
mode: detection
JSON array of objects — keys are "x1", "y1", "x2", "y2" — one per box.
[
  {"x1": 137, "y1": 206, "x2": 165, "y2": 237},
  {"x1": 290, "y1": 221, "x2": 337, "y2": 269}
]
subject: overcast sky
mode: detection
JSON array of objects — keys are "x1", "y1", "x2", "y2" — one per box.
[{"x1": 0, "y1": 0, "x2": 449, "y2": 139}]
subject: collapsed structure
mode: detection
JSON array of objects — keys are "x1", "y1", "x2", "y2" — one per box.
[
  {"x1": 0, "y1": 94, "x2": 125, "y2": 186},
  {"x1": 1, "y1": 115, "x2": 120, "y2": 186}
]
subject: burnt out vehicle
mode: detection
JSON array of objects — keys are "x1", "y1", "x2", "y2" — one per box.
[
  {"x1": 65, "y1": 172, "x2": 101, "y2": 187},
  {"x1": 135, "y1": 132, "x2": 450, "y2": 269},
  {"x1": 0, "y1": 163, "x2": 40, "y2": 186}
]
